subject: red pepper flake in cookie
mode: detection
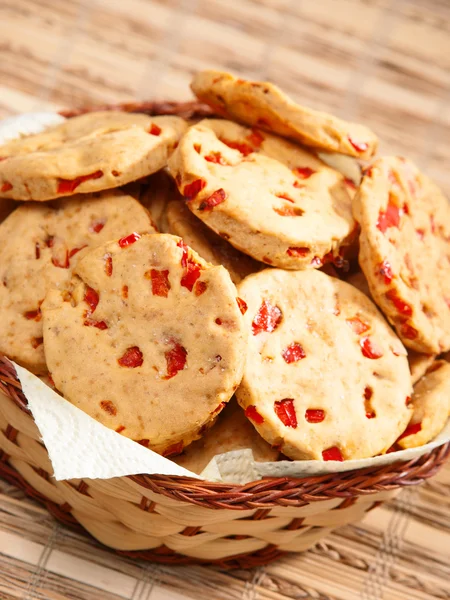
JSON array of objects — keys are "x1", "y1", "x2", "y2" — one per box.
[
  {"x1": 122, "y1": 285, "x2": 129, "y2": 299},
  {"x1": 397, "y1": 422, "x2": 421, "y2": 441},
  {"x1": 252, "y1": 300, "x2": 282, "y2": 335},
  {"x1": 198, "y1": 188, "x2": 227, "y2": 211},
  {"x1": 183, "y1": 178, "x2": 206, "y2": 200},
  {"x1": 84, "y1": 286, "x2": 99, "y2": 313},
  {"x1": 118, "y1": 346, "x2": 144, "y2": 368},
  {"x1": 194, "y1": 280, "x2": 207, "y2": 296},
  {"x1": 282, "y1": 343, "x2": 306, "y2": 363},
  {"x1": 35, "y1": 243, "x2": 41, "y2": 259},
  {"x1": 57, "y1": 170, "x2": 103, "y2": 194},
  {"x1": 377, "y1": 195, "x2": 402, "y2": 233},
  {"x1": 164, "y1": 341, "x2": 187, "y2": 379},
  {"x1": 104, "y1": 254, "x2": 113, "y2": 276},
  {"x1": 305, "y1": 409, "x2": 325, "y2": 423},
  {"x1": 69, "y1": 245, "x2": 88, "y2": 259},
  {"x1": 378, "y1": 260, "x2": 393, "y2": 284},
  {"x1": 148, "y1": 269, "x2": 171, "y2": 297},
  {"x1": 246, "y1": 128, "x2": 265, "y2": 148},
  {"x1": 90, "y1": 219, "x2": 106, "y2": 233},
  {"x1": 322, "y1": 446, "x2": 344, "y2": 461},
  {"x1": 31, "y1": 337, "x2": 44, "y2": 349},
  {"x1": 236, "y1": 297, "x2": 248, "y2": 315},
  {"x1": 346, "y1": 316, "x2": 370, "y2": 335},
  {"x1": 84, "y1": 318, "x2": 108, "y2": 330},
  {"x1": 220, "y1": 138, "x2": 253, "y2": 156},
  {"x1": 245, "y1": 405, "x2": 264, "y2": 424},
  {"x1": 287, "y1": 246, "x2": 310, "y2": 258},
  {"x1": 293, "y1": 167, "x2": 315, "y2": 180},
  {"x1": 274, "y1": 205, "x2": 304, "y2": 217},
  {"x1": 347, "y1": 136, "x2": 368, "y2": 154},
  {"x1": 400, "y1": 323, "x2": 418, "y2": 340},
  {"x1": 118, "y1": 232, "x2": 141, "y2": 248},
  {"x1": 100, "y1": 400, "x2": 117, "y2": 416},
  {"x1": 275, "y1": 192, "x2": 295, "y2": 203},
  {"x1": 360, "y1": 337, "x2": 383, "y2": 359},
  {"x1": 386, "y1": 290, "x2": 413, "y2": 316},
  {"x1": 274, "y1": 398, "x2": 298, "y2": 428},
  {"x1": 1, "y1": 182, "x2": 13, "y2": 192},
  {"x1": 204, "y1": 151, "x2": 229, "y2": 165},
  {"x1": 180, "y1": 260, "x2": 202, "y2": 292},
  {"x1": 149, "y1": 123, "x2": 162, "y2": 136},
  {"x1": 24, "y1": 308, "x2": 41, "y2": 321}
]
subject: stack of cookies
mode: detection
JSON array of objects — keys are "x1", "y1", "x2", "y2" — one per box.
[{"x1": 0, "y1": 70, "x2": 449, "y2": 473}]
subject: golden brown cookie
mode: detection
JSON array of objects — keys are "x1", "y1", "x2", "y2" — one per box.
[
  {"x1": 42, "y1": 233, "x2": 248, "y2": 455},
  {"x1": 397, "y1": 360, "x2": 450, "y2": 449},
  {"x1": 168, "y1": 119, "x2": 356, "y2": 269},
  {"x1": 354, "y1": 157, "x2": 450, "y2": 354},
  {"x1": 191, "y1": 70, "x2": 378, "y2": 158},
  {"x1": 0, "y1": 190, "x2": 156, "y2": 373},
  {"x1": 236, "y1": 268, "x2": 412, "y2": 461},
  {"x1": 0, "y1": 112, "x2": 187, "y2": 201},
  {"x1": 174, "y1": 399, "x2": 278, "y2": 474}
]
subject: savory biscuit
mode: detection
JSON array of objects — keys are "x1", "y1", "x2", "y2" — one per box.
[
  {"x1": 0, "y1": 190, "x2": 156, "y2": 373},
  {"x1": 42, "y1": 233, "x2": 248, "y2": 455},
  {"x1": 354, "y1": 157, "x2": 450, "y2": 353},
  {"x1": 0, "y1": 112, "x2": 187, "y2": 200},
  {"x1": 191, "y1": 70, "x2": 378, "y2": 158},
  {"x1": 236, "y1": 269, "x2": 412, "y2": 461},
  {"x1": 168, "y1": 119, "x2": 356, "y2": 269}
]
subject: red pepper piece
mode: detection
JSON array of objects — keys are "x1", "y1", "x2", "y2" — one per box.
[
  {"x1": 90, "y1": 220, "x2": 105, "y2": 233},
  {"x1": 105, "y1": 255, "x2": 113, "y2": 276},
  {"x1": 35, "y1": 243, "x2": 41, "y2": 259},
  {"x1": 347, "y1": 136, "x2": 368, "y2": 153},
  {"x1": 386, "y1": 290, "x2": 413, "y2": 316},
  {"x1": 183, "y1": 178, "x2": 206, "y2": 200},
  {"x1": 322, "y1": 446, "x2": 344, "y2": 461},
  {"x1": 400, "y1": 323, "x2": 418, "y2": 340},
  {"x1": 360, "y1": 337, "x2": 383, "y2": 359},
  {"x1": 377, "y1": 195, "x2": 402, "y2": 233},
  {"x1": 398, "y1": 422, "x2": 422, "y2": 441},
  {"x1": 1, "y1": 182, "x2": 12, "y2": 192},
  {"x1": 180, "y1": 261, "x2": 202, "y2": 292},
  {"x1": 282, "y1": 343, "x2": 306, "y2": 364},
  {"x1": 57, "y1": 170, "x2": 103, "y2": 194},
  {"x1": 24, "y1": 309, "x2": 41, "y2": 321},
  {"x1": 118, "y1": 232, "x2": 141, "y2": 248},
  {"x1": 122, "y1": 285, "x2": 129, "y2": 299},
  {"x1": 220, "y1": 138, "x2": 253, "y2": 156},
  {"x1": 245, "y1": 405, "x2": 264, "y2": 424},
  {"x1": 164, "y1": 342, "x2": 187, "y2": 379},
  {"x1": 275, "y1": 193, "x2": 295, "y2": 203},
  {"x1": 199, "y1": 188, "x2": 227, "y2": 211},
  {"x1": 293, "y1": 167, "x2": 315, "y2": 179},
  {"x1": 100, "y1": 400, "x2": 117, "y2": 416},
  {"x1": 149, "y1": 123, "x2": 162, "y2": 135},
  {"x1": 286, "y1": 247, "x2": 310, "y2": 257},
  {"x1": 236, "y1": 297, "x2": 248, "y2": 315},
  {"x1": 148, "y1": 269, "x2": 171, "y2": 297},
  {"x1": 194, "y1": 280, "x2": 207, "y2": 296},
  {"x1": 305, "y1": 409, "x2": 325, "y2": 423},
  {"x1": 118, "y1": 346, "x2": 144, "y2": 368},
  {"x1": 246, "y1": 128, "x2": 265, "y2": 147},
  {"x1": 84, "y1": 318, "x2": 108, "y2": 330},
  {"x1": 274, "y1": 398, "x2": 298, "y2": 428},
  {"x1": 378, "y1": 260, "x2": 393, "y2": 284},
  {"x1": 31, "y1": 337, "x2": 44, "y2": 349},
  {"x1": 346, "y1": 316, "x2": 370, "y2": 335},
  {"x1": 274, "y1": 205, "x2": 304, "y2": 217},
  {"x1": 177, "y1": 239, "x2": 188, "y2": 267},
  {"x1": 84, "y1": 287, "x2": 99, "y2": 313},
  {"x1": 252, "y1": 300, "x2": 282, "y2": 335},
  {"x1": 204, "y1": 152, "x2": 229, "y2": 165}
]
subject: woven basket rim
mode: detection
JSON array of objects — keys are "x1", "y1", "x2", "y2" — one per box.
[{"x1": 1, "y1": 354, "x2": 448, "y2": 509}]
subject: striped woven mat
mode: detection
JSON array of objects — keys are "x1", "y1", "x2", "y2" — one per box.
[{"x1": 0, "y1": 1, "x2": 449, "y2": 599}]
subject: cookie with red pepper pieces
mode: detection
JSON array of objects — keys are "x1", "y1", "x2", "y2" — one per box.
[
  {"x1": 354, "y1": 157, "x2": 450, "y2": 354},
  {"x1": 191, "y1": 70, "x2": 378, "y2": 159},
  {"x1": 168, "y1": 119, "x2": 356, "y2": 269},
  {"x1": 42, "y1": 233, "x2": 247, "y2": 454},
  {"x1": 173, "y1": 399, "x2": 278, "y2": 474},
  {"x1": 0, "y1": 112, "x2": 187, "y2": 201},
  {"x1": 236, "y1": 268, "x2": 412, "y2": 461},
  {"x1": 0, "y1": 190, "x2": 156, "y2": 374},
  {"x1": 397, "y1": 360, "x2": 450, "y2": 449}
]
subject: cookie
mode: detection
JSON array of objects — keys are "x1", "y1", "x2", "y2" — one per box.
[
  {"x1": 397, "y1": 360, "x2": 450, "y2": 449},
  {"x1": 354, "y1": 157, "x2": 450, "y2": 354},
  {"x1": 0, "y1": 190, "x2": 156, "y2": 373},
  {"x1": 42, "y1": 233, "x2": 248, "y2": 455},
  {"x1": 0, "y1": 112, "x2": 187, "y2": 201},
  {"x1": 236, "y1": 268, "x2": 412, "y2": 461},
  {"x1": 191, "y1": 70, "x2": 378, "y2": 158},
  {"x1": 168, "y1": 119, "x2": 356, "y2": 269},
  {"x1": 174, "y1": 399, "x2": 278, "y2": 474},
  {"x1": 407, "y1": 351, "x2": 436, "y2": 385}
]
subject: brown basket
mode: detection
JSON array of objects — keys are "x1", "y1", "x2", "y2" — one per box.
[{"x1": 1, "y1": 101, "x2": 449, "y2": 568}]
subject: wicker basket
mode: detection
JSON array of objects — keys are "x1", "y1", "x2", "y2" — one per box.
[{"x1": 0, "y1": 101, "x2": 449, "y2": 568}]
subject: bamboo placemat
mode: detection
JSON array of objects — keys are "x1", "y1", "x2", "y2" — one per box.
[{"x1": 0, "y1": 1, "x2": 449, "y2": 598}]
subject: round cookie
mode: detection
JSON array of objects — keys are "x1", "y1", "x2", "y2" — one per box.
[
  {"x1": 168, "y1": 119, "x2": 356, "y2": 269},
  {"x1": 174, "y1": 399, "x2": 278, "y2": 474},
  {"x1": 0, "y1": 190, "x2": 156, "y2": 374},
  {"x1": 397, "y1": 360, "x2": 450, "y2": 449},
  {"x1": 0, "y1": 112, "x2": 187, "y2": 201},
  {"x1": 191, "y1": 70, "x2": 378, "y2": 159},
  {"x1": 236, "y1": 268, "x2": 412, "y2": 461},
  {"x1": 354, "y1": 157, "x2": 450, "y2": 354},
  {"x1": 42, "y1": 233, "x2": 248, "y2": 455}
]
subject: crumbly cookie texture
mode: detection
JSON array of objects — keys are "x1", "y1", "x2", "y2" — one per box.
[
  {"x1": 0, "y1": 112, "x2": 187, "y2": 200},
  {"x1": 174, "y1": 399, "x2": 278, "y2": 474},
  {"x1": 236, "y1": 268, "x2": 412, "y2": 461},
  {"x1": 0, "y1": 190, "x2": 156, "y2": 373},
  {"x1": 354, "y1": 156, "x2": 450, "y2": 354},
  {"x1": 168, "y1": 119, "x2": 356, "y2": 269},
  {"x1": 42, "y1": 233, "x2": 248, "y2": 455},
  {"x1": 191, "y1": 70, "x2": 378, "y2": 158},
  {"x1": 397, "y1": 360, "x2": 450, "y2": 449}
]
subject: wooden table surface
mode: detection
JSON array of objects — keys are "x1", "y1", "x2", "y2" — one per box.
[{"x1": 0, "y1": 1, "x2": 449, "y2": 599}]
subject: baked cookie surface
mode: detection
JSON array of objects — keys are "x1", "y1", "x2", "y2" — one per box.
[
  {"x1": 0, "y1": 112, "x2": 187, "y2": 200},
  {"x1": 191, "y1": 70, "x2": 378, "y2": 158},
  {"x1": 168, "y1": 119, "x2": 355, "y2": 269},
  {"x1": 354, "y1": 157, "x2": 450, "y2": 354},
  {"x1": 236, "y1": 268, "x2": 412, "y2": 460},
  {"x1": 0, "y1": 190, "x2": 155, "y2": 373},
  {"x1": 42, "y1": 233, "x2": 248, "y2": 454}
]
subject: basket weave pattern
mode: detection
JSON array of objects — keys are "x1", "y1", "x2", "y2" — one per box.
[{"x1": 0, "y1": 101, "x2": 449, "y2": 567}]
